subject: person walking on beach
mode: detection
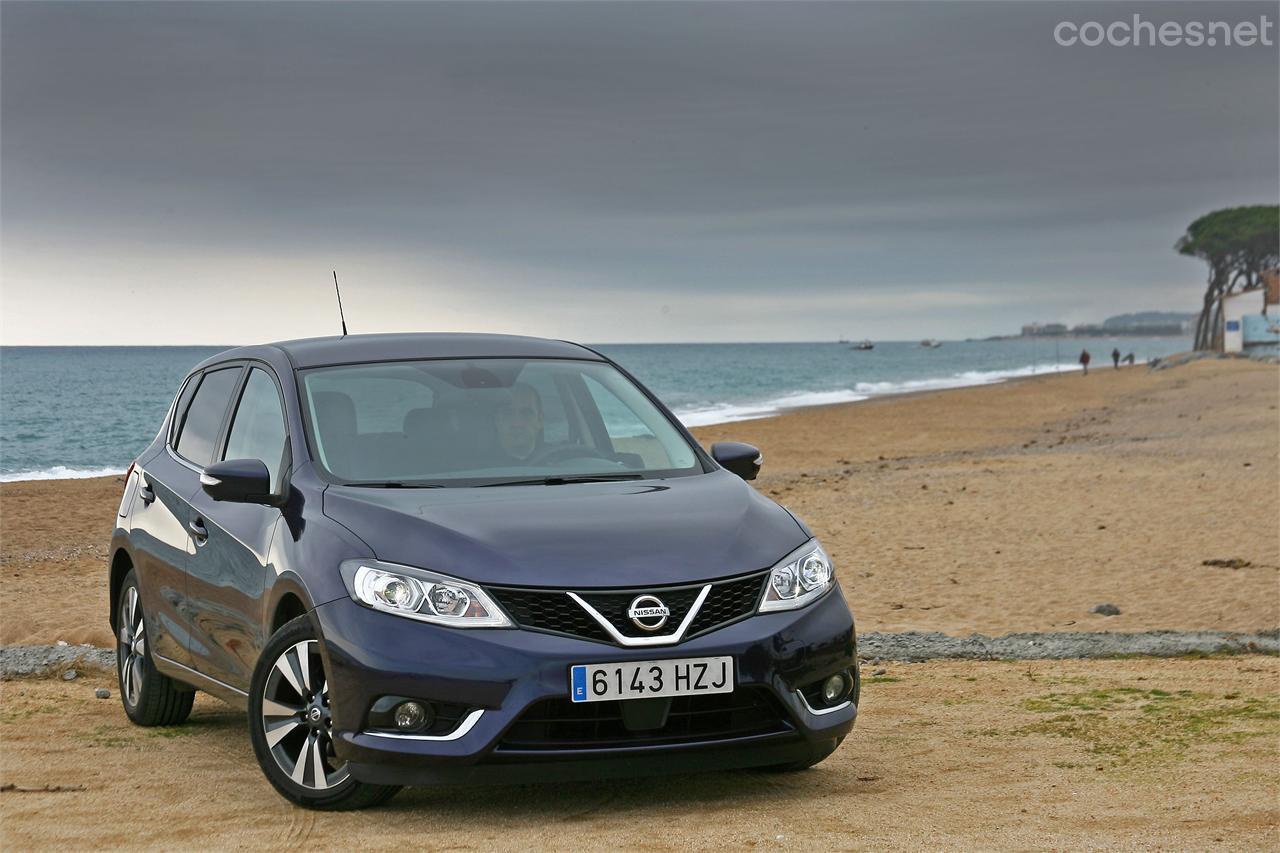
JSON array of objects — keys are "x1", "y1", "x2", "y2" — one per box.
[
  {"x1": 1079, "y1": 349, "x2": 1091, "y2": 375},
  {"x1": 1112, "y1": 348, "x2": 1121, "y2": 369}
]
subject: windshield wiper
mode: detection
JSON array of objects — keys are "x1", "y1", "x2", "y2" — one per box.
[
  {"x1": 343, "y1": 481, "x2": 445, "y2": 489},
  {"x1": 477, "y1": 473, "x2": 646, "y2": 487}
]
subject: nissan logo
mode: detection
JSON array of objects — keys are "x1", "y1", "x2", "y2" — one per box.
[{"x1": 627, "y1": 595, "x2": 670, "y2": 631}]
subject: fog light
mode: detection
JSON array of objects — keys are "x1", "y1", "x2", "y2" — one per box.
[
  {"x1": 394, "y1": 701, "x2": 430, "y2": 731},
  {"x1": 821, "y1": 673, "x2": 848, "y2": 705}
]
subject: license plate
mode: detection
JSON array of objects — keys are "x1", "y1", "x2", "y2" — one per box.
[{"x1": 570, "y1": 656, "x2": 734, "y2": 703}]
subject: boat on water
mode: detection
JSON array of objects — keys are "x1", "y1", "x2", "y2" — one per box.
[
  {"x1": 920, "y1": 339, "x2": 942, "y2": 348},
  {"x1": 850, "y1": 340, "x2": 874, "y2": 351}
]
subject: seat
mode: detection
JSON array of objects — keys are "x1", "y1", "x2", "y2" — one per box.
[
  {"x1": 403, "y1": 407, "x2": 461, "y2": 473},
  {"x1": 311, "y1": 391, "x2": 358, "y2": 478}
]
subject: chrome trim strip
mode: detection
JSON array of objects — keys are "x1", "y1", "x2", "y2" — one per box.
[
  {"x1": 199, "y1": 472, "x2": 221, "y2": 487},
  {"x1": 796, "y1": 689, "x2": 853, "y2": 717},
  {"x1": 154, "y1": 654, "x2": 249, "y2": 697},
  {"x1": 568, "y1": 584, "x2": 711, "y2": 647},
  {"x1": 361, "y1": 709, "x2": 484, "y2": 742}
]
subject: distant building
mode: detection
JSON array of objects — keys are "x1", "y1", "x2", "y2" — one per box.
[
  {"x1": 1222, "y1": 269, "x2": 1280, "y2": 356},
  {"x1": 1021, "y1": 322, "x2": 1067, "y2": 336}
]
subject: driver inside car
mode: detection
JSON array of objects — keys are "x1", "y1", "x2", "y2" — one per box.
[{"x1": 494, "y1": 383, "x2": 545, "y2": 463}]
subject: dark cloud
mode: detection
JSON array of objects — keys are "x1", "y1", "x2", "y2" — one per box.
[{"x1": 1, "y1": 1, "x2": 1276, "y2": 343}]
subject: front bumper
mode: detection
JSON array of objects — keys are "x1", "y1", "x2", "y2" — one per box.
[{"x1": 312, "y1": 584, "x2": 857, "y2": 785}]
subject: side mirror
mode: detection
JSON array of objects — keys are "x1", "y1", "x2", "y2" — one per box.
[
  {"x1": 711, "y1": 441, "x2": 763, "y2": 481},
  {"x1": 201, "y1": 458, "x2": 274, "y2": 504}
]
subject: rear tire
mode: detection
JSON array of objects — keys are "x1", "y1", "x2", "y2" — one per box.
[
  {"x1": 247, "y1": 614, "x2": 401, "y2": 810},
  {"x1": 116, "y1": 570, "x2": 194, "y2": 726}
]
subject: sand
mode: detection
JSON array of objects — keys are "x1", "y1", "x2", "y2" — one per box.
[
  {"x1": 3, "y1": 357, "x2": 1276, "y2": 647},
  {"x1": 1, "y1": 357, "x2": 1278, "y2": 849},
  {"x1": 1, "y1": 658, "x2": 1276, "y2": 850}
]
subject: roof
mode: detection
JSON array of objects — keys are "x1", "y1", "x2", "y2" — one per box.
[{"x1": 194, "y1": 333, "x2": 603, "y2": 372}]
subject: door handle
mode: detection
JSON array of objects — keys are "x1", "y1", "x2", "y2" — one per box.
[
  {"x1": 188, "y1": 518, "x2": 209, "y2": 546},
  {"x1": 139, "y1": 479, "x2": 156, "y2": 505}
]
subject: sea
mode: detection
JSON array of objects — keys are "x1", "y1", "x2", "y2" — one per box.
[{"x1": 0, "y1": 337, "x2": 1190, "y2": 481}]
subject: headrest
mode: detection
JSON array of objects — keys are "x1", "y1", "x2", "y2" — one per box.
[
  {"x1": 403, "y1": 407, "x2": 452, "y2": 439},
  {"x1": 312, "y1": 391, "x2": 357, "y2": 437}
]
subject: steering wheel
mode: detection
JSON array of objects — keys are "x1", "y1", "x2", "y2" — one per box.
[{"x1": 528, "y1": 443, "x2": 615, "y2": 465}]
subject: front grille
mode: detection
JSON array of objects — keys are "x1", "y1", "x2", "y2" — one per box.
[
  {"x1": 495, "y1": 688, "x2": 792, "y2": 751},
  {"x1": 686, "y1": 572, "x2": 767, "y2": 636},
  {"x1": 577, "y1": 585, "x2": 705, "y2": 639},
  {"x1": 488, "y1": 571, "x2": 768, "y2": 645},
  {"x1": 491, "y1": 587, "x2": 612, "y2": 644}
]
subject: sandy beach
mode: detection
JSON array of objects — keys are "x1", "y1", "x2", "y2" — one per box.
[
  {"x1": 2, "y1": 356, "x2": 1278, "y2": 849},
  {"x1": 3, "y1": 357, "x2": 1276, "y2": 647}
]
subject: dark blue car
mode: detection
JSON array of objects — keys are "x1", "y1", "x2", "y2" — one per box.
[{"x1": 109, "y1": 333, "x2": 858, "y2": 809}]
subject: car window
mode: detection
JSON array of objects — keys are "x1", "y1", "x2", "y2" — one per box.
[
  {"x1": 223, "y1": 368, "x2": 288, "y2": 492},
  {"x1": 583, "y1": 375, "x2": 686, "y2": 469},
  {"x1": 304, "y1": 370, "x2": 435, "y2": 434},
  {"x1": 300, "y1": 358, "x2": 701, "y2": 485},
  {"x1": 168, "y1": 373, "x2": 201, "y2": 445},
  {"x1": 174, "y1": 367, "x2": 243, "y2": 466}
]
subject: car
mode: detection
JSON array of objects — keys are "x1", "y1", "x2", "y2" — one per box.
[{"x1": 108, "y1": 333, "x2": 859, "y2": 809}]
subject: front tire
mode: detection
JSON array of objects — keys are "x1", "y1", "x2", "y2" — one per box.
[
  {"x1": 247, "y1": 615, "x2": 400, "y2": 810},
  {"x1": 117, "y1": 571, "x2": 194, "y2": 726}
]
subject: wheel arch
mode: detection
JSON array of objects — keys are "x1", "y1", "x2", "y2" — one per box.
[
  {"x1": 264, "y1": 574, "x2": 317, "y2": 638},
  {"x1": 109, "y1": 547, "x2": 135, "y2": 632}
]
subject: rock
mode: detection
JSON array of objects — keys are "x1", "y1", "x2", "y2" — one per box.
[
  {"x1": 56, "y1": 640, "x2": 68, "y2": 647},
  {"x1": 62, "y1": 669, "x2": 78, "y2": 681},
  {"x1": 95, "y1": 688, "x2": 111, "y2": 699},
  {"x1": 1203, "y1": 558, "x2": 1251, "y2": 569},
  {"x1": 0, "y1": 645, "x2": 115, "y2": 678},
  {"x1": 1090, "y1": 604, "x2": 1121, "y2": 616},
  {"x1": 872, "y1": 668, "x2": 887, "y2": 676}
]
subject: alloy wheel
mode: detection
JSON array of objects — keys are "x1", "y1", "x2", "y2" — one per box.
[
  {"x1": 117, "y1": 586, "x2": 146, "y2": 706},
  {"x1": 260, "y1": 640, "x2": 349, "y2": 791}
]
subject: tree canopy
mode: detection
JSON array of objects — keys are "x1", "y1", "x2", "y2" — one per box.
[{"x1": 1175, "y1": 205, "x2": 1279, "y2": 350}]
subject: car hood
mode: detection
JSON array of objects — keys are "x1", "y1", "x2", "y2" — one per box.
[{"x1": 321, "y1": 471, "x2": 807, "y2": 588}]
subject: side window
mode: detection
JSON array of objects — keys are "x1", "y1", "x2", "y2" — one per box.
[
  {"x1": 223, "y1": 368, "x2": 288, "y2": 492},
  {"x1": 175, "y1": 367, "x2": 242, "y2": 466},
  {"x1": 169, "y1": 373, "x2": 201, "y2": 445}
]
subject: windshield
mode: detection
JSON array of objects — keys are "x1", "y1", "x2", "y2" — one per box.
[{"x1": 300, "y1": 358, "x2": 703, "y2": 486}]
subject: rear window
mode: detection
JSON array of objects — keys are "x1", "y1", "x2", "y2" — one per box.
[{"x1": 175, "y1": 367, "x2": 243, "y2": 465}]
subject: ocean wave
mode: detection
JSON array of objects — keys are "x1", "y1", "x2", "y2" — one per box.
[
  {"x1": 675, "y1": 389, "x2": 871, "y2": 427},
  {"x1": 851, "y1": 362, "x2": 1085, "y2": 395},
  {"x1": 0, "y1": 466, "x2": 125, "y2": 483},
  {"x1": 673, "y1": 362, "x2": 1095, "y2": 427}
]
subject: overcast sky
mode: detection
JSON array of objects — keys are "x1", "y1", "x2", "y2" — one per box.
[{"x1": 2, "y1": 1, "x2": 1276, "y2": 345}]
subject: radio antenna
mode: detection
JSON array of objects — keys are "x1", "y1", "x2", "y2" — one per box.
[{"x1": 332, "y1": 270, "x2": 349, "y2": 337}]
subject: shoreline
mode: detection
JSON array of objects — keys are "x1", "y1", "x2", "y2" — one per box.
[
  {"x1": 0, "y1": 356, "x2": 1140, "y2": 484},
  {"x1": 2, "y1": 356, "x2": 1276, "y2": 645}
]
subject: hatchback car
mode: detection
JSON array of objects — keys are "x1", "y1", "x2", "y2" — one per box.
[{"x1": 109, "y1": 333, "x2": 858, "y2": 809}]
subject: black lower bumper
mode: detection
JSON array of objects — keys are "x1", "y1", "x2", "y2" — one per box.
[{"x1": 349, "y1": 733, "x2": 842, "y2": 786}]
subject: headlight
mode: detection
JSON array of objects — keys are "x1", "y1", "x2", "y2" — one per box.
[
  {"x1": 340, "y1": 560, "x2": 511, "y2": 628},
  {"x1": 758, "y1": 540, "x2": 834, "y2": 612}
]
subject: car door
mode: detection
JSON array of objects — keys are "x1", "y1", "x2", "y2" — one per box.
[
  {"x1": 186, "y1": 365, "x2": 289, "y2": 692},
  {"x1": 128, "y1": 366, "x2": 243, "y2": 668}
]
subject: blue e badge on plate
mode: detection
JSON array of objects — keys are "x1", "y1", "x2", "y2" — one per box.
[{"x1": 571, "y1": 665, "x2": 588, "y2": 701}]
